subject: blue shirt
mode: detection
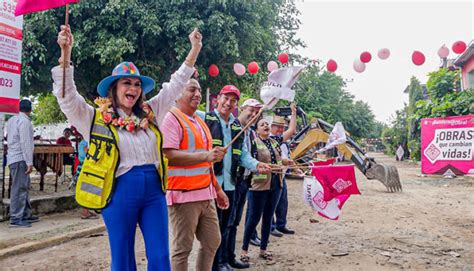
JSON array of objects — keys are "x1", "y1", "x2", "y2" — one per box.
[
  {"x1": 197, "y1": 109, "x2": 258, "y2": 191},
  {"x1": 78, "y1": 140, "x2": 88, "y2": 163}
]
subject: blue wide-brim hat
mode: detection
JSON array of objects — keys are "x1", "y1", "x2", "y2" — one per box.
[{"x1": 97, "y1": 62, "x2": 155, "y2": 97}]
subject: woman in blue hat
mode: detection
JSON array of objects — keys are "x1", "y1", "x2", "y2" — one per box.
[{"x1": 52, "y1": 25, "x2": 202, "y2": 271}]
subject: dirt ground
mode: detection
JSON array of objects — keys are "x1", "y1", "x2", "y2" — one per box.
[{"x1": 0, "y1": 153, "x2": 473, "y2": 270}]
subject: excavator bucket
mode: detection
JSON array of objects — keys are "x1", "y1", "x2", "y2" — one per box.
[{"x1": 366, "y1": 164, "x2": 402, "y2": 192}]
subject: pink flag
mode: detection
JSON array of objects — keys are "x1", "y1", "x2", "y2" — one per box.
[
  {"x1": 310, "y1": 158, "x2": 336, "y2": 167},
  {"x1": 311, "y1": 164, "x2": 360, "y2": 202},
  {"x1": 303, "y1": 176, "x2": 350, "y2": 220},
  {"x1": 15, "y1": 0, "x2": 79, "y2": 16}
]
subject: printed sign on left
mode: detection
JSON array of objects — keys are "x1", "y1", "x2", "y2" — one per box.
[{"x1": 0, "y1": 0, "x2": 22, "y2": 114}]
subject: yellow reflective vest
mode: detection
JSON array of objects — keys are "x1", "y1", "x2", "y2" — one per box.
[{"x1": 75, "y1": 109, "x2": 167, "y2": 209}]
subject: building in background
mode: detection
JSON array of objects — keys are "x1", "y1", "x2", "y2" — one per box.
[{"x1": 454, "y1": 40, "x2": 474, "y2": 91}]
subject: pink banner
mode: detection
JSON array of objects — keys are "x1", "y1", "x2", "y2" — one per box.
[
  {"x1": 421, "y1": 115, "x2": 474, "y2": 175},
  {"x1": 15, "y1": 0, "x2": 79, "y2": 16}
]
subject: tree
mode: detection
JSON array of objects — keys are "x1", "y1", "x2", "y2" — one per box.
[
  {"x1": 294, "y1": 63, "x2": 377, "y2": 139},
  {"x1": 32, "y1": 92, "x2": 66, "y2": 125},
  {"x1": 21, "y1": 0, "x2": 304, "y2": 103},
  {"x1": 406, "y1": 76, "x2": 424, "y2": 160},
  {"x1": 382, "y1": 105, "x2": 409, "y2": 156}
]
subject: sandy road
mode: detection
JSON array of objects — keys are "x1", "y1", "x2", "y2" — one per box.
[{"x1": 0, "y1": 153, "x2": 473, "y2": 270}]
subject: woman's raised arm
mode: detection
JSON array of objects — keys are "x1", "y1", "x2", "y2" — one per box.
[
  {"x1": 52, "y1": 25, "x2": 94, "y2": 141},
  {"x1": 148, "y1": 29, "x2": 202, "y2": 126}
]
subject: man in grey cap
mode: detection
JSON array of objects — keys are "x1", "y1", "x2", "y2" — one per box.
[
  {"x1": 222, "y1": 98, "x2": 264, "y2": 269},
  {"x1": 6, "y1": 99, "x2": 39, "y2": 228}
]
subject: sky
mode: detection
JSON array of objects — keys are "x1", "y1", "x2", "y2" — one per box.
[{"x1": 294, "y1": 0, "x2": 474, "y2": 123}]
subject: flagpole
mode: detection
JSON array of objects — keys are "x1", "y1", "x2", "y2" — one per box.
[
  {"x1": 224, "y1": 66, "x2": 305, "y2": 150},
  {"x1": 61, "y1": 4, "x2": 69, "y2": 98}
]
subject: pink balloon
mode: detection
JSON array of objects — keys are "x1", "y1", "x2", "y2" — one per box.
[
  {"x1": 412, "y1": 51, "x2": 425, "y2": 66},
  {"x1": 326, "y1": 59, "x2": 337, "y2": 72},
  {"x1": 360, "y1": 51, "x2": 372, "y2": 63},
  {"x1": 353, "y1": 59, "x2": 366, "y2": 73},
  {"x1": 267, "y1": 61, "x2": 278, "y2": 72},
  {"x1": 377, "y1": 48, "x2": 390, "y2": 60},
  {"x1": 233, "y1": 63, "x2": 246, "y2": 76},
  {"x1": 437, "y1": 45, "x2": 450, "y2": 58}
]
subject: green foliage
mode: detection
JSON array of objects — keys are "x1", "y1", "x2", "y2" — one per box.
[
  {"x1": 368, "y1": 121, "x2": 387, "y2": 139},
  {"x1": 384, "y1": 68, "x2": 474, "y2": 160},
  {"x1": 415, "y1": 88, "x2": 474, "y2": 118},
  {"x1": 405, "y1": 76, "x2": 424, "y2": 160},
  {"x1": 21, "y1": 1, "x2": 304, "y2": 102},
  {"x1": 32, "y1": 92, "x2": 66, "y2": 125},
  {"x1": 426, "y1": 68, "x2": 461, "y2": 100},
  {"x1": 294, "y1": 63, "x2": 377, "y2": 139},
  {"x1": 382, "y1": 105, "x2": 408, "y2": 156}
]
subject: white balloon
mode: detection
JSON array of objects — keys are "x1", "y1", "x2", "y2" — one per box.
[
  {"x1": 377, "y1": 48, "x2": 390, "y2": 60},
  {"x1": 353, "y1": 58, "x2": 366, "y2": 73},
  {"x1": 233, "y1": 63, "x2": 246, "y2": 76},
  {"x1": 267, "y1": 61, "x2": 279, "y2": 72},
  {"x1": 437, "y1": 45, "x2": 450, "y2": 58}
]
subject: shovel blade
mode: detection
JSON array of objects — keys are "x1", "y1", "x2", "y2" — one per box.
[{"x1": 366, "y1": 164, "x2": 402, "y2": 192}]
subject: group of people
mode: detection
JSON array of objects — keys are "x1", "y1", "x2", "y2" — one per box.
[{"x1": 5, "y1": 25, "x2": 301, "y2": 270}]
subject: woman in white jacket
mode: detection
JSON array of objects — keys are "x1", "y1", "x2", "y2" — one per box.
[{"x1": 53, "y1": 25, "x2": 202, "y2": 271}]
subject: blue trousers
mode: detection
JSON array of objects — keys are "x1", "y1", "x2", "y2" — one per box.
[
  {"x1": 102, "y1": 165, "x2": 170, "y2": 271},
  {"x1": 272, "y1": 177, "x2": 288, "y2": 230},
  {"x1": 224, "y1": 179, "x2": 249, "y2": 263},
  {"x1": 242, "y1": 181, "x2": 281, "y2": 251},
  {"x1": 213, "y1": 190, "x2": 234, "y2": 268}
]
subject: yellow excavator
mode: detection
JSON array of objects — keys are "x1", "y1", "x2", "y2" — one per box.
[{"x1": 274, "y1": 107, "x2": 402, "y2": 192}]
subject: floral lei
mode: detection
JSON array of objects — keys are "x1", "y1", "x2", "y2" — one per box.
[{"x1": 94, "y1": 97, "x2": 155, "y2": 133}]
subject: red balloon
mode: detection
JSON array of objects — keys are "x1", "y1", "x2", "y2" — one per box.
[
  {"x1": 326, "y1": 59, "x2": 337, "y2": 72},
  {"x1": 278, "y1": 53, "x2": 289, "y2": 64},
  {"x1": 412, "y1": 51, "x2": 425, "y2": 66},
  {"x1": 248, "y1": 61, "x2": 259, "y2": 74},
  {"x1": 208, "y1": 64, "x2": 219, "y2": 77},
  {"x1": 360, "y1": 51, "x2": 372, "y2": 63},
  {"x1": 452, "y1": 41, "x2": 467, "y2": 54}
]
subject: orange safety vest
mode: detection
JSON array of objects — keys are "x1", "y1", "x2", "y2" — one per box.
[{"x1": 167, "y1": 107, "x2": 217, "y2": 191}]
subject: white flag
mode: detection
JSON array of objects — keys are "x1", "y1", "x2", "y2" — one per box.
[
  {"x1": 303, "y1": 176, "x2": 350, "y2": 220},
  {"x1": 260, "y1": 66, "x2": 305, "y2": 108},
  {"x1": 317, "y1": 122, "x2": 347, "y2": 153}
]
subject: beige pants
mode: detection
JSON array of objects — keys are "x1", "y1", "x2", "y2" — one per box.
[{"x1": 169, "y1": 200, "x2": 221, "y2": 271}]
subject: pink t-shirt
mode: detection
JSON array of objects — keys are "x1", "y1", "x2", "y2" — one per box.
[{"x1": 161, "y1": 111, "x2": 216, "y2": 206}]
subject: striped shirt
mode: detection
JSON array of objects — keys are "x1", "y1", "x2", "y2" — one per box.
[
  {"x1": 6, "y1": 112, "x2": 34, "y2": 166},
  {"x1": 51, "y1": 63, "x2": 195, "y2": 177}
]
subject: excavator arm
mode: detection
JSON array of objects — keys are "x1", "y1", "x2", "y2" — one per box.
[{"x1": 273, "y1": 107, "x2": 402, "y2": 192}]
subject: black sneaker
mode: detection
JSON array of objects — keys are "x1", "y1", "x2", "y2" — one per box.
[
  {"x1": 9, "y1": 221, "x2": 32, "y2": 228},
  {"x1": 277, "y1": 227, "x2": 295, "y2": 234},
  {"x1": 270, "y1": 229, "x2": 283, "y2": 237},
  {"x1": 24, "y1": 215, "x2": 40, "y2": 223},
  {"x1": 229, "y1": 258, "x2": 250, "y2": 269}
]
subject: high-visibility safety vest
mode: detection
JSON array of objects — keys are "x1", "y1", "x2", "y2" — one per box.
[
  {"x1": 167, "y1": 107, "x2": 217, "y2": 191},
  {"x1": 204, "y1": 111, "x2": 244, "y2": 184},
  {"x1": 75, "y1": 109, "x2": 168, "y2": 209}
]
